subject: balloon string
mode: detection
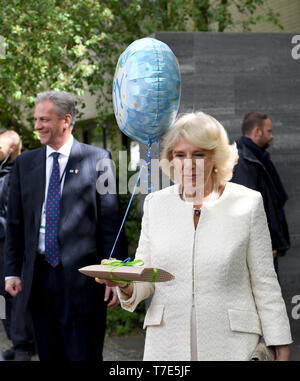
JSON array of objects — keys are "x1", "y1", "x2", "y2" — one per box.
[
  {"x1": 108, "y1": 141, "x2": 154, "y2": 260},
  {"x1": 141, "y1": 139, "x2": 158, "y2": 192}
]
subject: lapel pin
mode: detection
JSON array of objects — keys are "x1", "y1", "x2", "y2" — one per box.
[{"x1": 69, "y1": 169, "x2": 80, "y2": 174}]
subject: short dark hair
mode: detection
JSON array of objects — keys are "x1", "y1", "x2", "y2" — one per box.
[{"x1": 242, "y1": 112, "x2": 269, "y2": 136}]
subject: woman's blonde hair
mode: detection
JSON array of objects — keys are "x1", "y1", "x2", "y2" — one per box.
[{"x1": 160, "y1": 111, "x2": 239, "y2": 186}]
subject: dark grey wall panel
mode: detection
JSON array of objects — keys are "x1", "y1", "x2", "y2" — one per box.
[{"x1": 154, "y1": 32, "x2": 300, "y2": 247}]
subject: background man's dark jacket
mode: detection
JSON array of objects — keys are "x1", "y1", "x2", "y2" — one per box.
[
  {"x1": 0, "y1": 162, "x2": 13, "y2": 295},
  {"x1": 4, "y1": 139, "x2": 127, "y2": 315},
  {"x1": 0, "y1": 163, "x2": 13, "y2": 242},
  {"x1": 0, "y1": 161, "x2": 35, "y2": 353},
  {"x1": 231, "y1": 137, "x2": 290, "y2": 256}
]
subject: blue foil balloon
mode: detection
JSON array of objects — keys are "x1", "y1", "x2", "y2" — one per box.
[{"x1": 113, "y1": 37, "x2": 181, "y2": 145}]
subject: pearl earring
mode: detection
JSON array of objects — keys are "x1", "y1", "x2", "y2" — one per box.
[{"x1": 214, "y1": 167, "x2": 218, "y2": 173}]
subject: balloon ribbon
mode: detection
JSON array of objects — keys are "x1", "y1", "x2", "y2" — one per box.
[{"x1": 108, "y1": 140, "x2": 157, "y2": 260}]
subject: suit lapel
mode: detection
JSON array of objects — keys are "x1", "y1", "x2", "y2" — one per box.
[
  {"x1": 27, "y1": 147, "x2": 46, "y2": 232},
  {"x1": 60, "y1": 139, "x2": 84, "y2": 220}
]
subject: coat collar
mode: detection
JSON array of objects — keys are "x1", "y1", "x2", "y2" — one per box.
[
  {"x1": 236, "y1": 137, "x2": 266, "y2": 168},
  {"x1": 46, "y1": 134, "x2": 74, "y2": 160},
  {"x1": 236, "y1": 137, "x2": 284, "y2": 203},
  {"x1": 60, "y1": 138, "x2": 84, "y2": 218},
  {"x1": 28, "y1": 147, "x2": 47, "y2": 234},
  {"x1": 63, "y1": 137, "x2": 83, "y2": 178}
]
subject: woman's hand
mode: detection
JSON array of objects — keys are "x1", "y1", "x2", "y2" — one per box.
[
  {"x1": 95, "y1": 258, "x2": 121, "y2": 308},
  {"x1": 95, "y1": 258, "x2": 124, "y2": 288},
  {"x1": 95, "y1": 258, "x2": 133, "y2": 304},
  {"x1": 275, "y1": 345, "x2": 290, "y2": 361},
  {"x1": 104, "y1": 286, "x2": 119, "y2": 309},
  {"x1": 95, "y1": 277, "x2": 121, "y2": 288}
]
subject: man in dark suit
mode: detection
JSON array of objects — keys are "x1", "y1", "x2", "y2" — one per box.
[
  {"x1": 231, "y1": 112, "x2": 290, "y2": 277},
  {"x1": 4, "y1": 91, "x2": 127, "y2": 361}
]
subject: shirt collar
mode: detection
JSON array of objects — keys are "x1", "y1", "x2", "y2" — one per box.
[{"x1": 46, "y1": 134, "x2": 74, "y2": 159}]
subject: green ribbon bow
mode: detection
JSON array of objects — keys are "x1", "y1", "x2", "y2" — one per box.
[{"x1": 102, "y1": 258, "x2": 157, "y2": 283}]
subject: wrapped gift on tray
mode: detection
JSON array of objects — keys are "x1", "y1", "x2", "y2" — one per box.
[{"x1": 79, "y1": 259, "x2": 175, "y2": 283}]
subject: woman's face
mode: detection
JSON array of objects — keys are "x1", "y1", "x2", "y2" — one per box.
[{"x1": 171, "y1": 136, "x2": 215, "y2": 193}]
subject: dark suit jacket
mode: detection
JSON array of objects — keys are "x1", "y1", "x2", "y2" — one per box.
[{"x1": 4, "y1": 138, "x2": 127, "y2": 314}]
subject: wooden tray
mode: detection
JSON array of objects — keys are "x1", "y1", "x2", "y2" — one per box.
[{"x1": 78, "y1": 265, "x2": 175, "y2": 283}]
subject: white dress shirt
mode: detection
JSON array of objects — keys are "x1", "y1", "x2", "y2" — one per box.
[
  {"x1": 6, "y1": 135, "x2": 74, "y2": 279},
  {"x1": 37, "y1": 134, "x2": 74, "y2": 254}
]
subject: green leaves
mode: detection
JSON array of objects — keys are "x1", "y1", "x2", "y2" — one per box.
[
  {"x1": 0, "y1": 0, "x2": 118, "y2": 145},
  {"x1": 13, "y1": 90, "x2": 22, "y2": 100},
  {"x1": 106, "y1": 300, "x2": 145, "y2": 335},
  {"x1": 0, "y1": 0, "x2": 283, "y2": 149}
]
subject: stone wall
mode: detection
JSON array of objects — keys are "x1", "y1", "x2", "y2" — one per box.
[{"x1": 154, "y1": 31, "x2": 300, "y2": 252}]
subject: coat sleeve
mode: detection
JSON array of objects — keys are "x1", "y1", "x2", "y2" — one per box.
[
  {"x1": 118, "y1": 194, "x2": 155, "y2": 312},
  {"x1": 232, "y1": 159, "x2": 288, "y2": 252},
  {"x1": 247, "y1": 192, "x2": 292, "y2": 346},
  {"x1": 4, "y1": 158, "x2": 24, "y2": 277}
]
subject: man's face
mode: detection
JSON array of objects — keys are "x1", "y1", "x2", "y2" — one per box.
[
  {"x1": 34, "y1": 100, "x2": 69, "y2": 149},
  {"x1": 0, "y1": 136, "x2": 12, "y2": 162},
  {"x1": 257, "y1": 118, "x2": 273, "y2": 149}
]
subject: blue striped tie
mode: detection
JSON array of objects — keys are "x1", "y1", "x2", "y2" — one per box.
[{"x1": 45, "y1": 152, "x2": 61, "y2": 267}]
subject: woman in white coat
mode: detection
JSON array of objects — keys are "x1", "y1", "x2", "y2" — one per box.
[{"x1": 97, "y1": 112, "x2": 292, "y2": 361}]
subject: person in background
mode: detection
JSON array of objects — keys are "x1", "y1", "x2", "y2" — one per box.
[
  {"x1": 4, "y1": 91, "x2": 127, "y2": 361},
  {"x1": 231, "y1": 112, "x2": 290, "y2": 277},
  {"x1": 0, "y1": 130, "x2": 36, "y2": 361}
]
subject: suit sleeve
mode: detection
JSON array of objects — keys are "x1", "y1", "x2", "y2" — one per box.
[
  {"x1": 247, "y1": 192, "x2": 292, "y2": 346},
  {"x1": 96, "y1": 150, "x2": 128, "y2": 261},
  {"x1": 118, "y1": 194, "x2": 155, "y2": 312},
  {"x1": 4, "y1": 158, "x2": 24, "y2": 277}
]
